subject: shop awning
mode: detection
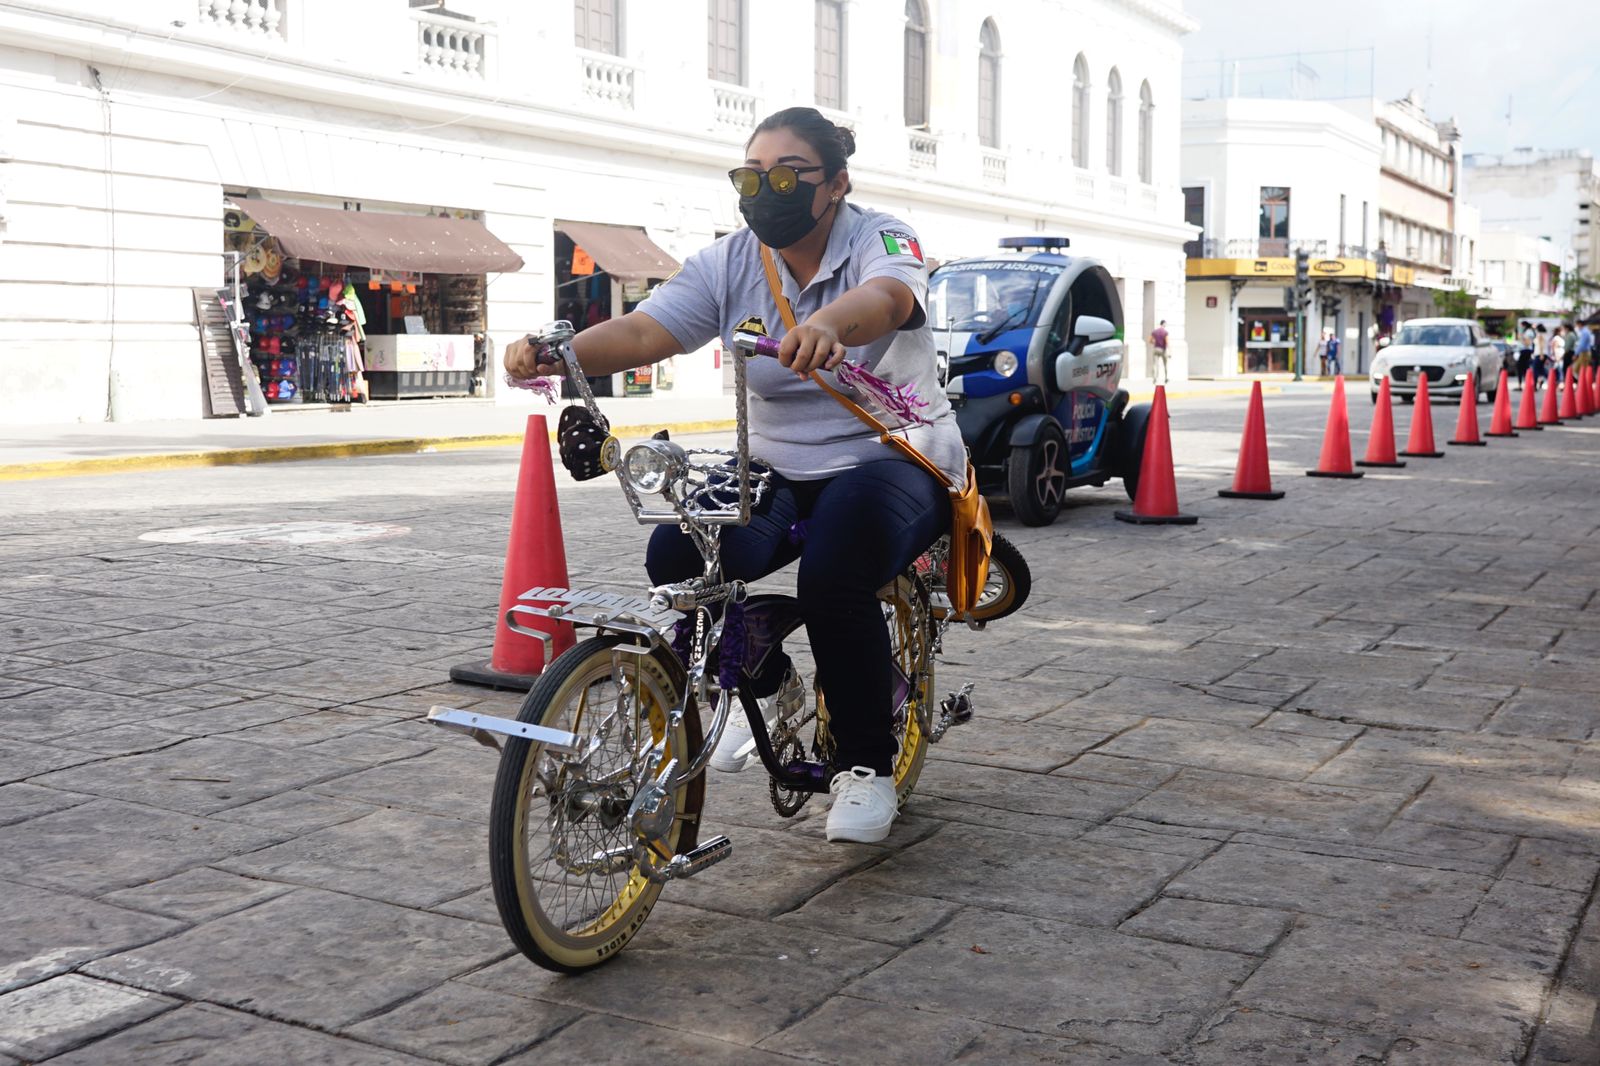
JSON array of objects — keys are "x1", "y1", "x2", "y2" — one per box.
[
  {"x1": 556, "y1": 220, "x2": 679, "y2": 283},
  {"x1": 232, "y1": 198, "x2": 524, "y2": 274}
]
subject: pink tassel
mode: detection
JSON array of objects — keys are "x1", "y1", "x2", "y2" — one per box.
[
  {"x1": 503, "y1": 374, "x2": 560, "y2": 404},
  {"x1": 834, "y1": 361, "x2": 932, "y2": 426}
]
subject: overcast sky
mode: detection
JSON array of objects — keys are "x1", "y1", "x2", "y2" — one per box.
[{"x1": 1182, "y1": 0, "x2": 1600, "y2": 160}]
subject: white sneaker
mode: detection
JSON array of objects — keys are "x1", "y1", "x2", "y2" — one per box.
[
  {"x1": 709, "y1": 669, "x2": 803, "y2": 774},
  {"x1": 825, "y1": 766, "x2": 898, "y2": 843}
]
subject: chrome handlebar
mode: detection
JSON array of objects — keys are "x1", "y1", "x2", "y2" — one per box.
[{"x1": 518, "y1": 322, "x2": 776, "y2": 534}]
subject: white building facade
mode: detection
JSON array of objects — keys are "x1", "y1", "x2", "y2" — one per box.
[
  {"x1": 1464, "y1": 148, "x2": 1600, "y2": 280},
  {"x1": 0, "y1": 0, "x2": 1196, "y2": 425},
  {"x1": 1475, "y1": 230, "x2": 1575, "y2": 329},
  {"x1": 1180, "y1": 97, "x2": 1382, "y2": 377},
  {"x1": 1337, "y1": 92, "x2": 1467, "y2": 326}
]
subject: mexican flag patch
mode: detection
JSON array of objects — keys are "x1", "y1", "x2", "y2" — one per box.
[{"x1": 880, "y1": 230, "x2": 924, "y2": 261}]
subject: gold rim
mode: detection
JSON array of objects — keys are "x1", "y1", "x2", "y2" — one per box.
[
  {"x1": 886, "y1": 576, "x2": 932, "y2": 802},
  {"x1": 507, "y1": 646, "x2": 686, "y2": 966}
]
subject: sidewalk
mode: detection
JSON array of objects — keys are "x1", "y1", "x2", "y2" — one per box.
[
  {"x1": 0, "y1": 394, "x2": 734, "y2": 480},
  {"x1": 0, "y1": 378, "x2": 1298, "y2": 480}
]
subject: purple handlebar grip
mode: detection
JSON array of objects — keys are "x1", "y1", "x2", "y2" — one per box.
[{"x1": 752, "y1": 335, "x2": 782, "y2": 357}]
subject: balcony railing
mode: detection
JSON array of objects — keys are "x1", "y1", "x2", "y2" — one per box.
[
  {"x1": 414, "y1": 11, "x2": 488, "y2": 78},
  {"x1": 197, "y1": 0, "x2": 284, "y2": 38},
  {"x1": 1073, "y1": 172, "x2": 1095, "y2": 199},
  {"x1": 908, "y1": 130, "x2": 937, "y2": 169},
  {"x1": 580, "y1": 52, "x2": 637, "y2": 108},
  {"x1": 981, "y1": 151, "x2": 1006, "y2": 184},
  {"x1": 1187, "y1": 238, "x2": 1332, "y2": 259},
  {"x1": 712, "y1": 83, "x2": 757, "y2": 129}
]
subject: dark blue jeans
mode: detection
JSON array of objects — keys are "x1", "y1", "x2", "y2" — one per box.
[{"x1": 646, "y1": 459, "x2": 950, "y2": 775}]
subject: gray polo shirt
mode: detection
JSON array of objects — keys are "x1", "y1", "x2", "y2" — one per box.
[{"x1": 637, "y1": 203, "x2": 966, "y2": 484}]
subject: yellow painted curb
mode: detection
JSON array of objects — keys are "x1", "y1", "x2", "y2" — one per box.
[{"x1": 0, "y1": 419, "x2": 739, "y2": 483}]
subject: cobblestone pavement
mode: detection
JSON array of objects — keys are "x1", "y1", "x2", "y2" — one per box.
[{"x1": 1, "y1": 391, "x2": 1597, "y2": 1065}]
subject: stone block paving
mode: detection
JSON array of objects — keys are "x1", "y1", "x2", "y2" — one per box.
[{"x1": 1, "y1": 399, "x2": 1598, "y2": 1064}]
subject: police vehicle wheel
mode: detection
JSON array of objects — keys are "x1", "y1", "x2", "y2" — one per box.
[
  {"x1": 1007, "y1": 421, "x2": 1066, "y2": 527},
  {"x1": 1118, "y1": 403, "x2": 1153, "y2": 502}
]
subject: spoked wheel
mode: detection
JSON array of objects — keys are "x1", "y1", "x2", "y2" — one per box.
[
  {"x1": 1007, "y1": 421, "x2": 1067, "y2": 526},
  {"x1": 881, "y1": 573, "x2": 934, "y2": 806},
  {"x1": 488, "y1": 635, "x2": 702, "y2": 974},
  {"x1": 924, "y1": 532, "x2": 1032, "y2": 624},
  {"x1": 756, "y1": 574, "x2": 934, "y2": 812}
]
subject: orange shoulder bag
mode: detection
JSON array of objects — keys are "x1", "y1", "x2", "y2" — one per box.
[{"x1": 759, "y1": 244, "x2": 993, "y2": 618}]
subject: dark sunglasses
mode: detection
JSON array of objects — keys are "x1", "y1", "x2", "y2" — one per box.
[{"x1": 728, "y1": 165, "x2": 826, "y2": 197}]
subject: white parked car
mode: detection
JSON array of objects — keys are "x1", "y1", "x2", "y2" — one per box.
[{"x1": 1370, "y1": 318, "x2": 1502, "y2": 404}]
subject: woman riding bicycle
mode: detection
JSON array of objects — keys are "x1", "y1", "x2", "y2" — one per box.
[{"x1": 504, "y1": 107, "x2": 963, "y2": 844}]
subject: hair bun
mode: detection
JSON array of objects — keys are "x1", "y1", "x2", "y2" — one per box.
[{"x1": 835, "y1": 124, "x2": 857, "y2": 159}]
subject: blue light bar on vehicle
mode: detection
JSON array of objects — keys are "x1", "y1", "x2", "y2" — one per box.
[{"x1": 999, "y1": 236, "x2": 1071, "y2": 251}]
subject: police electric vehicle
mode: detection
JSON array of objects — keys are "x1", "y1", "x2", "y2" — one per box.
[{"x1": 931, "y1": 236, "x2": 1148, "y2": 526}]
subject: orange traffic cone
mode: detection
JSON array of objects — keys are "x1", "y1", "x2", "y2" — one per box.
[
  {"x1": 1218, "y1": 381, "x2": 1284, "y2": 500},
  {"x1": 1559, "y1": 366, "x2": 1580, "y2": 420},
  {"x1": 1357, "y1": 376, "x2": 1406, "y2": 468},
  {"x1": 1515, "y1": 369, "x2": 1543, "y2": 431},
  {"x1": 1448, "y1": 374, "x2": 1486, "y2": 446},
  {"x1": 1401, "y1": 375, "x2": 1445, "y2": 457},
  {"x1": 1579, "y1": 366, "x2": 1595, "y2": 416},
  {"x1": 1306, "y1": 376, "x2": 1364, "y2": 479},
  {"x1": 1115, "y1": 386, "x2": 1197, "y2": 524},
  {"x1": 1538, "y1": 371, "x2": 1563, "y2": 426},
  {"x1": 1591, "y1": 364, "x2": 1600, "y2": 412},
  {"x1": 1485, "y1": 370, "x2": 1517, "y2": 437},
  {"x1": 450, "y1": 414, "x2": 576, "y2": 690}
]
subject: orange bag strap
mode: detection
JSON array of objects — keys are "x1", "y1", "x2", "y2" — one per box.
[{"x1": 758, "y1": 243, "x2": 953, "y2": 487}]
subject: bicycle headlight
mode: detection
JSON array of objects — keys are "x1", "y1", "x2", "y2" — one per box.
[
  {"x1": 622, "y1": 440, "x2": 686, "y2": 495},
  {"x1": 992, "y1": 350, "x2": 1020, "y2": 378}
]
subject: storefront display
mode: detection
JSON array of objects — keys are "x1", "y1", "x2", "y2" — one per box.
[
  {"x1": 1240, "y1": 309, "x2": 1297, "y2": 373},
  {"x1": 227, "y1": 197, "x2": 521, "y2": 405},
  {"x1": 552, "y1": 220, "x2": 680, "y2": 398},
  {"x1": 243, "y1": 269, "x2": 365, "y2": 404}
]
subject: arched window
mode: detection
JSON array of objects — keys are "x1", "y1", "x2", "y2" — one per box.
[
  {"x1": 1071, "y1": 54, "x2": 1089, "y2": 168},
  {"x1": 904, "y1": 0, "x2": 929, "y2": 127},
  {"x1": 978, "y1": 19, "x2": 1000, "y2": 149},
  {"x1": 1138, "y1": 79, "x2": 1153, "y2": 183},
  {"x1": 1105, "y1": 67, "x2": 1123, "y2": 175}
]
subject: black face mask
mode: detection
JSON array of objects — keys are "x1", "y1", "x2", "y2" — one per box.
[{"x1": 739, "y1": 181, "x2": 832, "y2": 249}]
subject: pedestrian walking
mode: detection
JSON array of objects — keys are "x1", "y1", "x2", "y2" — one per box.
[
  {"x1": 1314, "y1": 328, "x2": 1329, "y2": 377},
  {"x1": 1323, "y1": 327, "x2": 1341, "y2": 376},
  {"x1": 1551, "y1": 326, "x2": 1568, "y2": 378},
  {"x1": 1534, "y1": 323, "x2": 1550, "y2": 383},
  {"x1": 1518, "y1": 319, "x2": 1535, "y2": 383},
  {"x1": 1577, "y1": 321, "x2": 1595, "y2": 370},
  {"x1": 1149, "y1": 319, "x2": 1169, "y2": 384}
]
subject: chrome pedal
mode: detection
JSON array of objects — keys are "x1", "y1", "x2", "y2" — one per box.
[
  {"x1": 929, "y1": 684, "x2": 975, "y2": 743},
  {"x1": 673, "y1": 834, "x2": 732, "y2": 878}
]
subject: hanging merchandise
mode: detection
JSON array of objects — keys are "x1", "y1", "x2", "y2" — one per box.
[{"x1": 227, "y1": 196, "x2": 520, "y2": 403}]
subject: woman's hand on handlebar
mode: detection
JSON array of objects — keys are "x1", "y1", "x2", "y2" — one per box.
[
  {"x1": 504, "y1": 336, "x2": 564, "y2": 381},
  {"x1": 778, "y1": 323, "x2": 847, "y2": 377}
]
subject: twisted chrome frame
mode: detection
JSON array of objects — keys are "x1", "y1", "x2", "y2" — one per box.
[
  {"x1": 467, "y1": 323, "x2": 786, "y2": 879},
  {"x1": 432, "y1": 323, "x2": 967, "y2": 884}
]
